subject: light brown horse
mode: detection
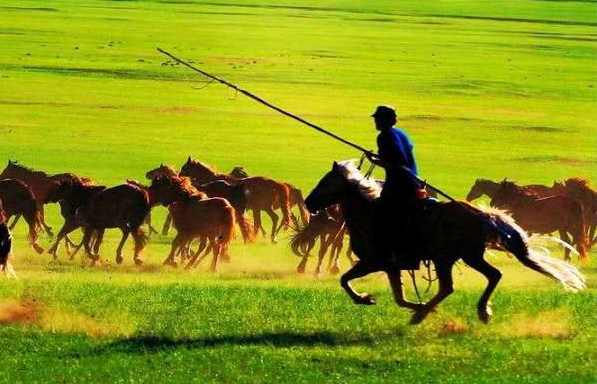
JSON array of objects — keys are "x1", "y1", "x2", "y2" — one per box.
[
  {"x1": 0, "y1": 160, "x2": 83, "y2": 236},
  {"x1": 0, "y1": 179, "x2": 44, "y2": 253},
  {"x1": 491, "y1": 181, "x2": 588, "y2": 261},
  {"x1": 552, "y1": 178, "x2": 597, "y2": 246},
  {"x1": 302, "y1": 161, "x2": 585, "y2": 324},
  {"x1": 78, "y1": 184, "x2": 150, "y2": 265},
  {"x1": 44, "y1": 179, "x2": 106, "y2": 259},
  {"x1": 149, "y1": 176, "x2": 235, "y2": 271},
  {"x1": 180, "y1": 157, "x2": 291, "y2": 243}
]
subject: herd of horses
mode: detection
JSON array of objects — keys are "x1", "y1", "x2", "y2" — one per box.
[
  {"x1": 0, "y1": 159, "x2": 594, "y2": 274},
  {"x1": 0, "y1": 158, "x2": 591, "y2": 323}
]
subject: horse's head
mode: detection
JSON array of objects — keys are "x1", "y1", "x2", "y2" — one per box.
[
  {"x1": 149, "y1": 175, "x2": 204, "y2": 206},
  {"x1": 491, "y1": 181, "x2": 525, "y2": 208},
  {"x1": 304, "y1": 162, "x2": 349, "y2": 213},
  {"x1": 146, "y1": 163, "x2": 178, "y2": 180}
]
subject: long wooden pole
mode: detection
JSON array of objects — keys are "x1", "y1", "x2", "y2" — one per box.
[{"x1": 156, "y1": 47, "x2": 458, "y2": 202}]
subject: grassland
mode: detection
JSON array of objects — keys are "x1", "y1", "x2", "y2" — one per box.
[{"x1": 0, "y1": 0, "x2": 596, "y2": 382}]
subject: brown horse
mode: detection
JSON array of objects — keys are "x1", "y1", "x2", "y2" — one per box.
[
  {"x1": 291, "y1": 204, "x2": 353, "y2": 275},
  {"x1": 0, "y1": 179, "x2": 44, "y2": 253},
  {"x1": 149, "y1": 176, "x2": 235, "y2": 271},
  {"x1": 491, "y1": 181, "x2": 588, "y2": 261},
  {"x1": 44, "y1": 179, "x2": 106, "y2": 259},
  {"x1": 229, "y1": 167, "x2": 309, "y2": 229},
  {"x1": 466, "y1": 178, "x2": 552, "y2": 201},
  {"x1": 552, "y1": 178, "x2": 597, "y2": 246},
  {"x1": 180, "y1": 157, "x2": 291, "y2": 243},
  {"x1": 0, "y1": 160, "x2": 83, "y2": 236},
  {"x1": 302, "y1": 161, "x2": 585, "y2": 324},
  {"x1": 78, "y1": 184, "x2": 150, "y2": 265}
]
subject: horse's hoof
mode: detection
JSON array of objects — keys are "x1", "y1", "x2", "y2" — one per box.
[
  {"x1": 354, "y1": 293, "x2": 376, "y2": 306},
  {"x1": 330, "y1": 266, "x2": 340, "y2": 275},
  {"x1": 116, "y1": 256, "x2": 124, "y2": 265},
  {"x1": 478, "y1": 306, "x2": 493, "y2": 324},
  {"x1": 409, "y1": 307, "x2": 431, "y2": 325},
  {"x1": 134, "y1": 259, "x2": 143, "y2": 266},
  {"x1": 164, "y1": 260, "x2": 178, "y2": 268},
  {"x1": 296, "y1": 265, "x2": 306, "y2": 274},
  {"x1": 34, "y1": 246, "x2": 44, "y2": 254}
]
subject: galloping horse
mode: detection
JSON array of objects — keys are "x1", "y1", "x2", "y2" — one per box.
[
  {"x1": 180, "y1": 157, "x2": 290, "y2": 243},
  {"x1": 0, "y1": 179, "x2": 44, "y2": 253},
  {"x1": 149, "y1": 176, "x2": 235, "y2": 271},
  {"x1": 79, "y1": 184, "x2": 150, "y2": 265},
  {"x1": 302, "y1": 161, "x2": 585, "y2": 324},
  {"x1": 44, "y1": 179, "x2": 106, "y2": 259},
  {"x1": 552, "y1": 178, "x2": 597, "y2": 246},
  {"x1": 491, "y1": 181, "x2": 589, "y2": 261},
  {"x1": 466, "y1": 178, "x2": 552, "y2": 201},
  {"x1": 291, "y1": 204, "x2": 353, "y2": 275},
  {"x1": 0, "y1": 160, "x2": 82, "y2": 236}
]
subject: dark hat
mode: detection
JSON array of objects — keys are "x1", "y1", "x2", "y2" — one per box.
[{"x1": 371, "y1": 105, "x2": 397, "y2": 119}]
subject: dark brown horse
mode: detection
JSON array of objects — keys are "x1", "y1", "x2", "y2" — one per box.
[
  {"x1": 466, "y1": 178, "x2": 552, "y2": 201},
  {"x1": 78, "y1": 184, "x2": 150, "y2": 265},
  {"x1": 0, "y1": 179, "x2": 44, "y2": 253},
  {"x1": 291, "y1": 204, "x2": 353, "y2": 275},
  {"x1": 180, "y1": 157, "x2": 291, "y2": 243},
  {"x1": 552, "y1": 178, "x2": 597, "y2": 246},
  {"x1": 0, "y1": 160, "x2": 82, "y2": 236},
  {"x1": 44, "y1": 179, "x2": 106, "y2": 259},
  {"x1": 302, "y1": 161, "x2": 585, "y2": 324},
  {"x1": 491, "y1": 181, "x2": 588, "y2": 261},
  {"x1": 149, "y1": 176, "x2": 235, "y2": 271}
]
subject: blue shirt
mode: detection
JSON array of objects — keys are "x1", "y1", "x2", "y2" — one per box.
[{"x1": 377, "y1": 127, "x2": 420, "y2": 197}]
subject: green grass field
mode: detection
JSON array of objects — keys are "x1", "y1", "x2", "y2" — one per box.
[{"x1": 0, "y1": 0, "x2": 596, "y2": 382}]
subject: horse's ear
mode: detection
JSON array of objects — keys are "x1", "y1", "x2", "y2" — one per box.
[
  {"x1": 187, "y1": 156, "x2": 191, "y2": 162},
  {"x1": 160, "y1": 163, "x2": 164, "y2": 167},
  {"x1": 332, "y1": 161, "x2": 339, "y2": 170}
]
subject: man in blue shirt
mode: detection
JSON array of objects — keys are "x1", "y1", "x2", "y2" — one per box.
[{"x1": 366, "y1": 105, "x2": 422, "y2": 269}]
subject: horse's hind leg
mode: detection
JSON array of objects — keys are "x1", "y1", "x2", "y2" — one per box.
[
  {"x1": 39, "y1": 204, "x2": 53, "y2": 237},
  {"x1": 387, "y1": 270, "x2": 424, "y2": 311},
  {"x1": 315, "y1": 234, "x2": 333, "y2": 276},
  {"x1": 264, "y1": 208, "x2": 279, "y2": 244},
  {"x1": 164, "y1": 233, "x2": 184, "y2": 267},
  {"x1": 115, "y1": 229, "x2": 130, "y2": 265},
  {"x1": 162, "y1": 212, "x2": 172, "y2": 236},
  {"x1": 92, "y1": 228, "x2": 105, "y2": 260},
  {"x1": 462, "y1": 254, "x2": 502, "y2": 323},
  {"x1": 340, "y1": 261, "x2": 378, "y2": 305},
  {"x1": 410, "y1": 258, "x2": 455, "y2": 325},
  {"x1": 252, "y1": 209, "x2": 265, "y2": 239}
]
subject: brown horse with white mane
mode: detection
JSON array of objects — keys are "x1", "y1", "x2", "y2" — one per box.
[
  {"x1": 180, "y1": 157, "x2": 291, "y2": 243},
  {"x1": 78, "y1": 184, "x2": 150, "y2": 265},
  {"x1": 302, "y1": 161, "x2": 585, "y2": 324},
  {"x1": 491, "y1": 180, "x2": 589, "y2": 261},
  {"x1": 0, "y1": 179, "x2": 44, "y2": 253},
  {"x1": 0, "y1": 160, "x2": 83, "y2": 236},
  {"x1": 149, "y1": 176, "x2": 235, "y2": 271}
]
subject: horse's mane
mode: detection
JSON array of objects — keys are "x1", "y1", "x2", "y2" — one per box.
[
  {"x1": 154, "y1": 175, "x2": 207, "y2": 199},
  {"x1": 186, "y1": 158, "x2": 220, "y2": 175},
  {"x1": 497, "y1": 180, "x2": 539, "y2": 199},
  {"x1": 563, "y1": 177, "x2": 593, "y2": 191},
  {"x1": 337, "y1": 161, "x2": 381, "y2": 201},
  {"x1": 147, "y1": 164, "x2": 178, "y2": 179},
  {"x1": 6, "y1": 160, "x2": 48, "y2": 178}
]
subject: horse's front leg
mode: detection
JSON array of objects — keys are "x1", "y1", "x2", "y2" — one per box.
[
  {"x1": 386, "y1": 270, "x2": 424, "y2": 311},
  {"x1": 410, "y1": 258, "x2": 455, "y2": 324},
  {"x1": 340, "y1": 261, "x2": 379, "y2": 305},
  {"x1": 463, "y1": 253, "x2": 502, "y2": 323}
]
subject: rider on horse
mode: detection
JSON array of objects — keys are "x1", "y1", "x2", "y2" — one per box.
[{"x1": 366, "y1": 105, "x2": 425, "y2": 269}]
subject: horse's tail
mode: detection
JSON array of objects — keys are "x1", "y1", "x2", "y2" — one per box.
[
  {"x1": 289, "y1": 216, "x2": 325, "y2": 257},
  {"x1": 235, "y1": 209, "x2": 255, "y2": 243},
  {"x1": 220, "y1": 205, "x2": 236, "y2": 246},
  {"x1": 484, "y1": 210, "x2": 586, "y2": 292},
  {"x1": 133, "y1": 227, "x2": 149, "y2": 255},
  {"x1": 274, "y1": 182, "x2": 291, "y2": 231},
  {"x1": 293, "y1": 189, "x2": 310, "y2": 226}
]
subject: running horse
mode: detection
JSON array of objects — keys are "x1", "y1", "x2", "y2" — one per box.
[
  {"x1": 302, "y1": 161, "x2": 585, "y2": 324},
  {"x1": 149, "y1": 176, "x2": 236, "y2": 271},
  {"x1": 180, "y1": 157, "x2": 291, "y2": 243},
  {"x1": 466, "y1": 178, "x2": 552, "y2": 201},
  {"x1": 491, "y1": 180, "x2": 589, "y2": 261},
  {"x1": 0, "y1": 160, "x2": 82, "y2": 236},
  {"x1": 552, "y1": 178, "x2": 597, "y2": 247}
]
